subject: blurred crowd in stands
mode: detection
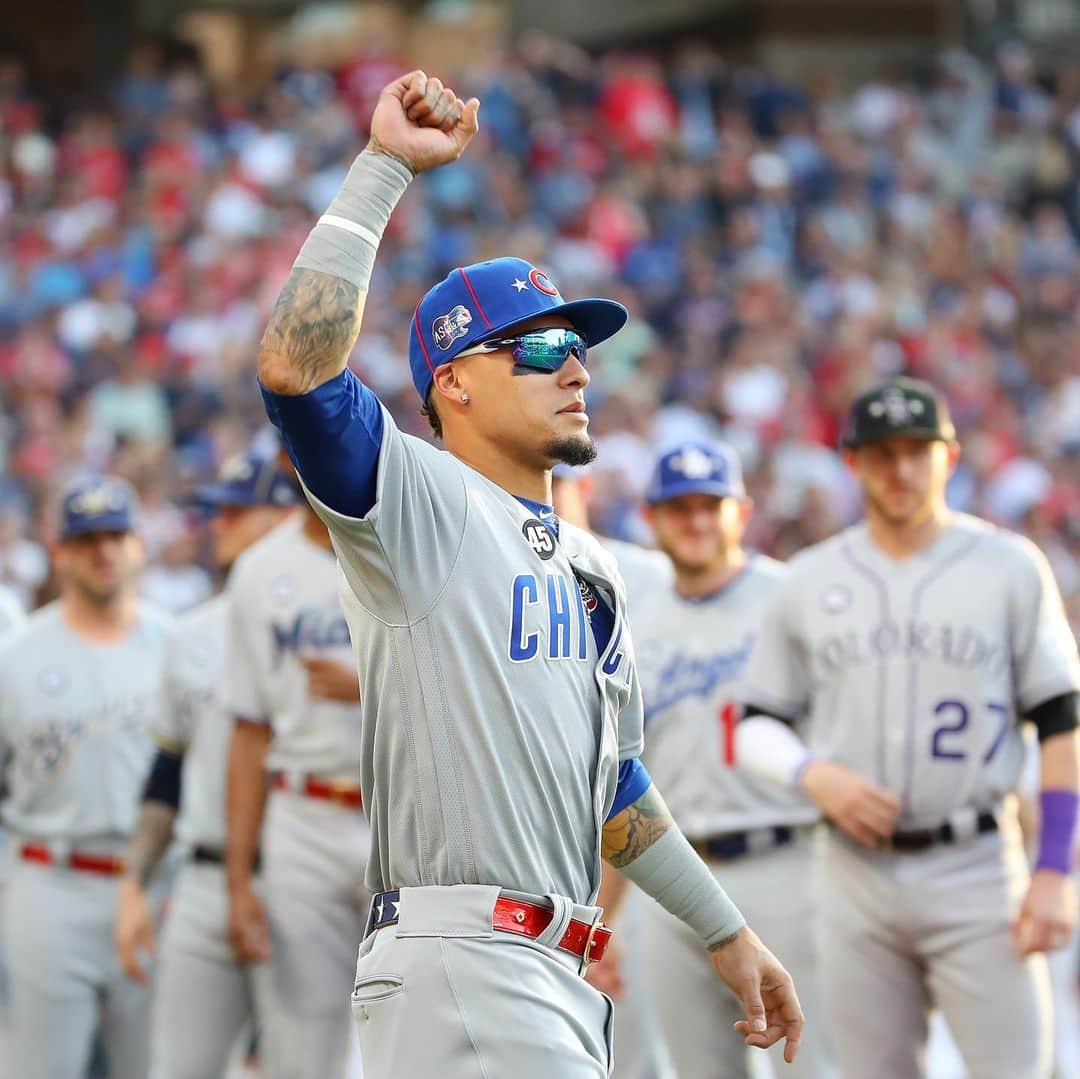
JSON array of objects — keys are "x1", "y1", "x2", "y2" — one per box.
[{"x1": 1, "y1": 31, "x2": 1079, "y2": 627}]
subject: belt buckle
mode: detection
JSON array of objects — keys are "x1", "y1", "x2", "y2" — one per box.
[{"x1": 579, "y1": 913, "x2": 606, "y2": 976}]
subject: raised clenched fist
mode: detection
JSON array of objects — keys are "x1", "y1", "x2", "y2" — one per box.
[{"x1": 367, "y1": 70, "x2": 480, "y2": 175}]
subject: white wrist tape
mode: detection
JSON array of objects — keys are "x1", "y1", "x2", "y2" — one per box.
[
  {"x1": 618, "y1": 827, "x2": 746, "y2": 948},
  {"x1": 292, "y1": 150, "x2": 412, "y2": 290}
]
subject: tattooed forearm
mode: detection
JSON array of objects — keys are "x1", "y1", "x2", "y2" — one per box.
[
  {"x1": 125, "y1": 801, "x2": 176, "y2": 885},
  {"x1": 602, "y1": 784, "x2": 674, "y2": 868},
  {"x1": 257, "y1": 268, "x2": 364, "y2": 395}
]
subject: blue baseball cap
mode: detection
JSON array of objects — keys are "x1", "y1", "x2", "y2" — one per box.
[
  {"x1": 190, "y1": 451, "x2": 299, "y2": 512},
  {"x1": 408, "y1": 257, "x2": 628, "y2": 401},
  {"x1": 59, "y1": 476, "x2": 139, "y2": 540},
  {"x1": 646, "y1": 442, "x2": 746, "y2": 504}
]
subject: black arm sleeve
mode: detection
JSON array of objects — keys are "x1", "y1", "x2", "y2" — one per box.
[
  {"x1": 142, "y1": 748, "x2": 183, "y2": 809},
  {"x1": 1026, "y1": 692, "x2": 1078, "y2": 743},
  {"x1": 741, "y1": 703, "x2": 797, "y2": 727}
]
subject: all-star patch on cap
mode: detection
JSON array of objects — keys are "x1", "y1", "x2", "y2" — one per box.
[
  {"x1": 841, "y1": 376, "x2": 956, "y2": 449},
  {"x1": 408, "y1": 256, "x2": 628, "y2": 402},
  {"x1": 646, "y1": 441, "x2": 746, "y2": 504},
  {"x1": 190, "y1": 450, "x2": 299, "y2": 512},
  {"x1": 59, "y1": 476, "x2": 138, "y2": 540}
]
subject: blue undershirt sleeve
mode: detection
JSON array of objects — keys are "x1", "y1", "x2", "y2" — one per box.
[
  {"x1": 142, "y1": 749, "x2": 182, "y2": 810},
  {"x1": 260, "y1": 368, "x2": 385, "y2": 519},
  {"x1": 606, "y1": 758, "x2": 653, "y2": 820}
]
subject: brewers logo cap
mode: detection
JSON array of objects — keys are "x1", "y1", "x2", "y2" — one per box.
[
  {"x1": 190, "y1": 450, "x2": 299, "y2": 512},
  {"x1": 408, "y1": 257, "x2": 627, "y2": 402},
  {"x1": 841, "y1": 377, "x2": 956, "y2": 449},
  {"x1": 646, "y1": 441, "x2": 746, "y2": 504},
  {"x1": 59, "y1": 476, "x2": 138, "y2": 540}
]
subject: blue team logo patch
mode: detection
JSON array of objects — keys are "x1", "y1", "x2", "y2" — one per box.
[
  {"x1": 431, "y1": 305, "x2": 473, "y2": 350},
  {"x1": 522, "y1": 519, "x2": 556, "y2": 560}
]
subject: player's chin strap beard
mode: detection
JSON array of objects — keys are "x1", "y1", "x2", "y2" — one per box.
[{"x1": 547, "y1": 436, "x2": 597, "y2": 469}]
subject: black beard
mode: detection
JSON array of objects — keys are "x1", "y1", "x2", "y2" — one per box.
[{"x1": 546, "y1": 435, "x2": 598, "y2": 468}]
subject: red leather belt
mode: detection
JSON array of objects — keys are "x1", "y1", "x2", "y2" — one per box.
[
  {"x1": 369, "y1": 889, "x2": 611, "y2": 966},
  {"x1": 20, "y1": 843, "x2": 126, "y2": 876},
  {"x1": 270, "y1": 771, "x2": 363, "y2": 809}
]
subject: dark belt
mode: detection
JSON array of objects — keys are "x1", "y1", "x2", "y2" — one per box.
[
  {"x1": 191, "y1": 844, "x2": 260, "y2": 872},
  {"x1": 691, "y1": 825, "x2": 795, "y2": 862},
  {"x1": 884, "y1": 810, "x2": 998, "y2": 853},
  {"x1": 367, "y1": 889, "x2": 611, "y2": 966}
]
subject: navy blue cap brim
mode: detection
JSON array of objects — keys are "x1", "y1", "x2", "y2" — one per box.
[
  {"x1": 647, "y1": 480, "x2": 744, "y2": 504},
  {"x1": 59, "y1": 514, "x2": 135, "y2": 540},
  {"x1": 188, "y1": 484, "x2": 265, "y2": 511},
  {"x1": 489, "y1": 297, "x2": 629, "y2": 349}
]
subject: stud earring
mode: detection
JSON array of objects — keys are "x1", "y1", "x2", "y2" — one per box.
[{"x1": 460, "y1": 392, "x2": 470, "y2": 403}]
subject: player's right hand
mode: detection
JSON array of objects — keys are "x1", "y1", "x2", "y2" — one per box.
[
  {"x1": 115, "y1": 877, "x2": 155, "y2": 984},
  {"x1": 800, "y1": 759, "x2": 900, "y2": 846},
  {"x1": 228, "y1": 885, "x2": 271, "y2": 964},
  {"x1": 367, "y1": 71, "x2": 480, "y2": 175}
]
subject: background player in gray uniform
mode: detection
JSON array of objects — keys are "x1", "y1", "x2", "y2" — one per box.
[
  {"x1": 225, "y1": 498, "x2": 369, "y2": 1079},
  {"x1": 113, "y1": 450, "x2": 297, "y2": 1078},
  {"x1": 0, "y1": 584, "x2": 25, "y2": 1068},
  {"x1": 737, "y1": 377, "x2": 1080, "y2": 1079},
  {"x1": 0, "y1": 476, "x2": 172, "y2": 1079},
  {"x1": 599, "y1": 442, "x2": 835, "y2": 1079},
  {"x1": 255, "y1": 68, "x2": 803, "y2": 1078}
]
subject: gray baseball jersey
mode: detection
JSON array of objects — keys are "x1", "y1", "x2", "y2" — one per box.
[
  {"x1": 601, "y1": 538, "x2": 672, "y2": 614},
  {"x1": 0, "y1": 585, "x2": 25, "y2": 637},
  {"x1": 154, "y1": 593, "x2": 233, "y2": 849},
  {"x1": 635, "y1": 555, "x2": 818, "y2": 837},
  {"x1": 226, "y1": 514, "x2": 362, "y2": 777},
  {"x1": 742, "y1": 513, "x2": 1080, "y2": 825},
  {"x1": 302, "y1": 407, "x2": 643, "y2": 906},
  {"x1": 0, "y1": 601, "x2": 173, "y2": 839}
]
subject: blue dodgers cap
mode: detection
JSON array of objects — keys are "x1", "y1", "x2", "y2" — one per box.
[
  {"x1": 408, "y1": 257, "x2": 628, "y2": 401},
  {"x1": 646, "y1": 442, "x2": 746, "y2": 504},
  {"x1": 59, "y1": 476, "x2": 139, "y2": 540},
  {"x1": 190, "y1": 450, "x2": 299, "y2": 512}
]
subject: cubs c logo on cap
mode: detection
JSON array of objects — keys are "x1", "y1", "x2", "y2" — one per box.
[
  {"x1": 528, "y1": 269, "x2": 559, "y2": 297},
  {"x1": 432, "y1": 305, "x2": 473, "y2": 350}
]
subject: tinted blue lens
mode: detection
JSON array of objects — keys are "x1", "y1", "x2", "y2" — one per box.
[{"x1": 508, "y1": 329, "x2": 587, "y2": 371}]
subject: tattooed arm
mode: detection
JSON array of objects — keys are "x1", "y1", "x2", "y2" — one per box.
[{"x1": 601, "y1": 783, "x2": 674, "y2": 867}]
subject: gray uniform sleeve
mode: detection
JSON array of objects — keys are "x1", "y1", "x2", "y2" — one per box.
[
  {"x1": 740, "y1": 583, "x2": 809, "y2": 721},
  {"x1": 1010, "y1": 539, "x2": 1080, "y2": 711},
  {"x1": 300, "y1": 406, "x2": 469, "y2": 623}
]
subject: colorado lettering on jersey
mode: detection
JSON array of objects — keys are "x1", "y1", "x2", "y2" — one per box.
[
  {"x1": 814, "y1": 619, "x2": 1007, "y2": 677},
  {"x1": 643, "y1": 634, "x2": 755, "y2": 720},
  {"x1": 271, "y1": 607, "x2": 351, "y2": 663},
  {"x1": 14, "y1": 693, "x2": 156, "y2": 777}
]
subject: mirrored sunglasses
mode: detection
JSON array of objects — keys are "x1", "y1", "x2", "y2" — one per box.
[{"x1": 455, "y1": 328, "x2": 588, "y2": 372}]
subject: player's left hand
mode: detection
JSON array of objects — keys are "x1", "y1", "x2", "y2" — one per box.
[
  {"x1": 1013, "y1": 868, "x2": 1078, "y2": 956},
  {"x1": 584, "y1": 933, "x2": 627, "y2": 1000},
  {"x1": 114, "y1": 877, "x2": 155, "y2": 984},
  {"x1": 301, "y1": 656, "x2": 361, "y2": 703},
  {"x1": 711, "y1": 926, "x2": 803, "y2": 1063}
]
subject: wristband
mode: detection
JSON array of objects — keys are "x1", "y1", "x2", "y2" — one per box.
[
  {"x1": 618, "y1": 826, "x2": 746, "y2": 948},
  {"x1": 1035, "y1": 790, "x2": 1079, "y2": 874},
  {"x1": 292, "y1": 150, "x2": 412, "y2": 290}
]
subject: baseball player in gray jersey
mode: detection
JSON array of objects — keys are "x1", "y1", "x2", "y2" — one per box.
[
  {"x1": 254, "y1": 69, "x2": 803, "y2": 1078},
  {"x1": 737, "y1": 377, "x2": 1080, "y2": 1079},
  {"x1": 0, "y1": 476, "x2": 173, "y2": 1079},
  {"x1": 112, "y1": 450, "x2": 297, "y2": 1079},
  {"x1": 0, "y1": 584, "x2": 25, "y2": 1067},
  {"x1": 591, "y1": 443, "x2": 834, "y2": 1079},
  {"x1": 225, "y1": 498, "x2": 369, "y2": 1079}
]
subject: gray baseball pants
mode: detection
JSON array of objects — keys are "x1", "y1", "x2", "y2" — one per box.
[
  {"x1": 351, "y1": 884, "x2": 614, "y2": 1077},
  {"x1": 819, "y1": 820, "x2": 1052, "y2": 1079}
]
